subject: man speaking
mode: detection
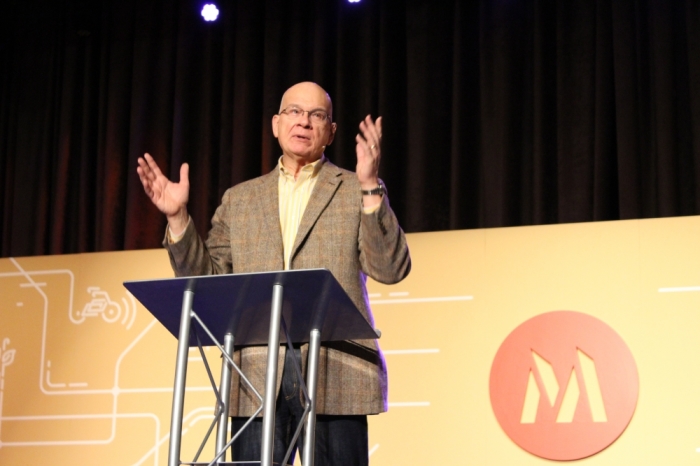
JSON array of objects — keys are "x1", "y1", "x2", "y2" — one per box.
[{"x1": 137, "y1": 82, "x2": 411, "y2": 465}]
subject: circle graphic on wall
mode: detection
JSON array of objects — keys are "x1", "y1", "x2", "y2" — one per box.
[{"x1": 489, "y1": 311, "x2": 639, "y2": 460}]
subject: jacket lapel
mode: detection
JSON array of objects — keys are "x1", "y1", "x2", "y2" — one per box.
[
  {"x1": 291, "y1": 161, "x2": 342, "y2": 261},
  {"x1": 257, "y1": 169, "x2": 284, "y2": 259}
]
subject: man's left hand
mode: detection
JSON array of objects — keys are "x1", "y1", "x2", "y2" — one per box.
[{"x1": 355, "y1": 115, "x2": 382, "y2": 189}]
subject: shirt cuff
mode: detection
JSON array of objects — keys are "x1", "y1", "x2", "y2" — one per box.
[
  {"x1": 167, "y1": 217, "x2": 191, "y2": 244},
  {"x1": 362, "y1": 200, "x2": 382, "y2": 214}
]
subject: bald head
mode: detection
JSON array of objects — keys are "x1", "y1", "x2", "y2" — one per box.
[
  {"x1": 272, "y1": 81, "x2": 337, "y2": 170},
  {"x1": 279, "y1": 82, "x2": 333, "y2": 121}
]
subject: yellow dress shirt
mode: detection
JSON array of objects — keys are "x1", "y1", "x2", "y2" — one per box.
[{"x1": 278, "y1": 155, "x2": 325, "y2": 270}]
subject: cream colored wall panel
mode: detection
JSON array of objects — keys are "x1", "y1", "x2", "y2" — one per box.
[
  {"x1": 368, "y1": 229, "x2": 486, "y2": 465},
  {"x1": 633, "y1": 216, "x2": 700, "y2": 465},
  {"x1": 2, "y1": 217, "x2": 699, "y2": 464}
]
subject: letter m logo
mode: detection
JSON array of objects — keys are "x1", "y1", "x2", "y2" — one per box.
[
  {"x1": 490, "y1": 311, "x2": 639, "y2": 460},
  {"x1": 520, "y1": 349, "x2": 607, "y2": 424}
]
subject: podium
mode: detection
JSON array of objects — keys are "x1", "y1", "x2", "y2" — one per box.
[{"x1": 124, "y1": 269, "x2": 380, "y2": 466}]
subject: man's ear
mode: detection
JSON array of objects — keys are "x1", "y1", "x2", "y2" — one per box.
[
  {"x1": 272, "y1": 114, "x2": 280, "y2": 138},
  {"x1": 326, "y1": 122, "x2": 337, "y2": 146}
]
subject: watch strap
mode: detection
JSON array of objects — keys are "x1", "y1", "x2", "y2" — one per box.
[{"x1": 361, "y1": 183, "x2": 385, "y2": 196}]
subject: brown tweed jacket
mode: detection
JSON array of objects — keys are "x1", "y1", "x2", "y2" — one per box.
[{"x1": 164, "y1": 160, "x2": 411, "y2": 416}]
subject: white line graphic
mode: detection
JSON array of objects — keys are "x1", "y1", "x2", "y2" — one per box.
[
  {"x1": 384, "y1": 349, "x2": 440, "y2": 355},
  {"x1": 371, "y1": 295, "x2": 473, "y2": 305},
  {"x1": 658, "y1": 286, "x2": 700, "y2": 293},
  {"x1": 0, "y1": 412, "x2": 160, "y2": 447},
  {"x1": 383, "y1": 349, "x2": 436, "y2": 408},
  {"x1": 0, "y1": 259, "x2": 216, "y2": 464},
  {"x1": 133, "y1": 407, "x2": 214, "y2": 466},
  {"x1": 0, "y1": 338, "x2": 16, "y2": 444},
  {"x1": 388, "y1": 402, "x2": 430, "y2": 407}
]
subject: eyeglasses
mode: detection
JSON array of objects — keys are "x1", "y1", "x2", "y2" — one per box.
[{"x1": 279, "y1": 106, "x2": 331, "y2": 124}]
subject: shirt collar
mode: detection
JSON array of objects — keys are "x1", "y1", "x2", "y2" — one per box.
[{"x1": 277, "y1": 155, "x2": 326, "y2": 179}]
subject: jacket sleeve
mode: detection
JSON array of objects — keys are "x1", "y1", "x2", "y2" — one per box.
[
  {"x1": 163, "y1": 189, "x2": 234, "y2": 277},
  {"x1": 358, "y1": 191, "x2": 411, "y2": 285}
]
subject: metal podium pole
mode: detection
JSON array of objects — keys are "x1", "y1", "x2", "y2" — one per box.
[
  {"x1": 302, "y1": 329, "x2": 322, "y2": 466},
  {"x1": 215, "y1": 333, "x2": 234, "y2": 463},
  {"x1": 168, "y1": 287, "x2": 195, "y2": 466},
  {"x1": 261, "y1": 283, "x2": 284, "y2": 466}
]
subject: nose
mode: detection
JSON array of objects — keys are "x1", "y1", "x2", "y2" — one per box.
[{"x1": 298, "y1": 110, "x2": 312, "y2": 127}]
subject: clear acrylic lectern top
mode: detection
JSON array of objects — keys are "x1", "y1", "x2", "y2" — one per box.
[{"x1": 124, "y1": 268, "x2": 379, "y2": 346}]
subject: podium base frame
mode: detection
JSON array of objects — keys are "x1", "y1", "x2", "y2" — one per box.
[{"x1": 168, "y1": 282, "x2": 322, "y2": 466}]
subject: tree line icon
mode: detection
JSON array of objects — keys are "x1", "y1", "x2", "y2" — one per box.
[{"x1": 0, "y1": 338, "x2": 17, "y2": 447}]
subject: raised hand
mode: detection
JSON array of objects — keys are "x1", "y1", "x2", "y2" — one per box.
[
  {"x1": 136, "y1": 153, "x2": 190, "y2": 234},
  {"x1": 355, "y1": 115, "x2": 382, "y2": 190}
]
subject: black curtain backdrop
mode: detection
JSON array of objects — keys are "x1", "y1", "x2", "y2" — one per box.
[{"x1": 1, "y1": 0, "x2": 699, "y2": 256}]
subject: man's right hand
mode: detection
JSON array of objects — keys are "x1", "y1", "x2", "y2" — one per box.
[{"x1": 137, "y1": 153, "x2": 190, "y2": 235}]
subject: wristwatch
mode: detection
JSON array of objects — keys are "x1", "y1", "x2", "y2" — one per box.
[{"x1": 361, "y1": 182, "x2": 385, "y2": 196}]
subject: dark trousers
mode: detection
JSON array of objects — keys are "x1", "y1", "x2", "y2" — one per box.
[{"x1": 230, "y1": 348, "x2": 369, "y2": 466}]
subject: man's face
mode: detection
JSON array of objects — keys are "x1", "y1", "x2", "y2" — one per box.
[{"x1": 272, "y1": 82, "x2": 336, "y2": 164}]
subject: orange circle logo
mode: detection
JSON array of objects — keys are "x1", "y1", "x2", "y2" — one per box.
[{"x1": 489, "y1": 311, "x2": 639, "y2": 460}]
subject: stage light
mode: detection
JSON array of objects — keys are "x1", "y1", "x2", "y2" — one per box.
[
  {"x1": 348, "y1": 0, "x2": 361, "y2": 3},
  {"x1": 201, "y1": 3, "x2": 219, "y2": 21}
]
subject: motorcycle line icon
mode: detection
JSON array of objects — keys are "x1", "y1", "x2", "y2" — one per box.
[{"x1": 73, "y1": 287, "x2": 136, "y2": 326}]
